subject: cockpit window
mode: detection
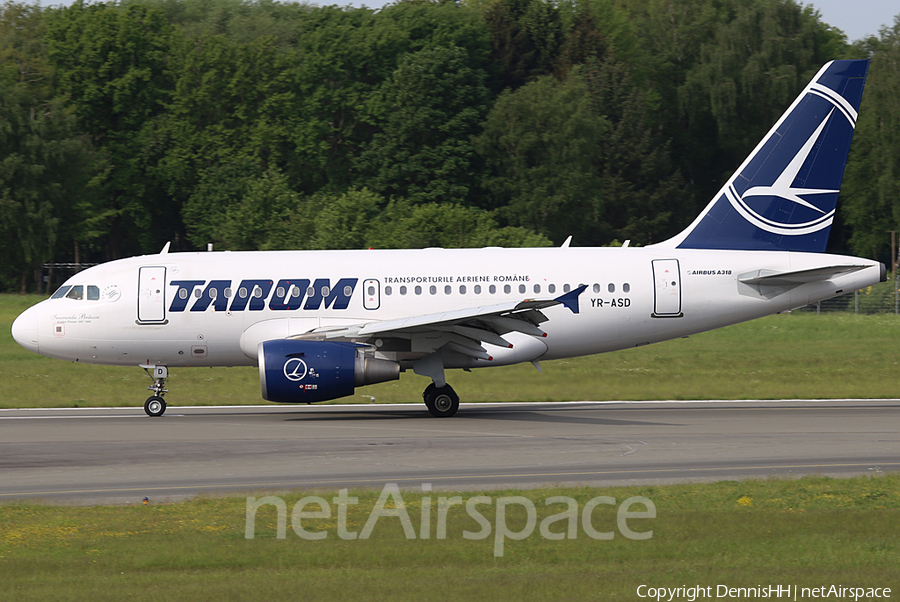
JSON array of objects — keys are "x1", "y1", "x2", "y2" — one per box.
[
  {"x1": 65, "y1": 285, "x2": 84, "y2": 300},
  {"x1": 87, "y1": 285, "x2": 100, "y2": 300},
  {"x1": 51, "y1": 286, "x2": 71, "y2": 299}
]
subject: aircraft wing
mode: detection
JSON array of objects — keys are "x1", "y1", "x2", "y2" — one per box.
[{"x1": 292, "y1": 285, "x2": 587, "y2": 359}]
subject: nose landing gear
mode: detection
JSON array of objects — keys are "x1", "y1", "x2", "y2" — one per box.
[{"x1": 141, "y1": 364, "x2": 168, "y2": 417}]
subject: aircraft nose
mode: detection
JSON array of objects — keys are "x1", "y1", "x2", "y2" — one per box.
[{"x1": 11, "y1": 305, "x2": 39, "y2": 354}]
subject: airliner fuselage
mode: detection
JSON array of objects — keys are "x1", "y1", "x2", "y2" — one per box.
[{"x1": 14, "y1": 246, "x2": 883, "y2": 369}]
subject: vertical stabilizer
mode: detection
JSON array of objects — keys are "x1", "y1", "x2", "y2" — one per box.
[{"x1": 658, "y1": 60, "x2": 869, "y2": 252}]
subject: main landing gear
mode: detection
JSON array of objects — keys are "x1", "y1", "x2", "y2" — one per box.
[
  {"x1": 423, "y1": 383, "x2": 459, "y2": 418},
  {"x1": 141, "y1": 365, "x2": 168, "y2": 417}
]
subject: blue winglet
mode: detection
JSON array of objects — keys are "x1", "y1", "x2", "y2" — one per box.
[{"x1": 555, "y1": 284, "x2": 587, "y2": 314}]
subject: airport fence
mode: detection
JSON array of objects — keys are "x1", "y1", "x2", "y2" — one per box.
[{"x1": 797, "y1": 279, "x2": 900, "y2": 314}]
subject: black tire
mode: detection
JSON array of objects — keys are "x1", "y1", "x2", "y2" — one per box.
[
  {"x1": 144, "y1": 395, "x2": 167, "y2": 417},
  {"x1": 423, "y1": 383, "x2": 459, "y2": 418}
]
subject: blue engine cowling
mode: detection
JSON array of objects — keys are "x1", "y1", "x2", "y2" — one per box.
[{"x1": 258, "y1": 340, "x2": 400, "y2": 403}]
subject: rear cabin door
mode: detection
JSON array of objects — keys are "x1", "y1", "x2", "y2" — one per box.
[
  {"x1": 652, "y1": 259, "x2": 683, "y2": 317},
  {"x1": 138, "y1": 266, "x2": 167, "y2": 323}
]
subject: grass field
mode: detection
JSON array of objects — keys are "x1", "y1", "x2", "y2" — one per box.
[
  {"x1": 3, "y1": 294, "x2": 900, "y2": 409},
  {"x1": 2, "y1": 476, "x2": 898, "y2": 601}
]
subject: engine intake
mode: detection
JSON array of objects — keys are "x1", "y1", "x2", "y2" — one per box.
[{"x1": 258, "y1": 340, "x2": 399, "y2": 403}]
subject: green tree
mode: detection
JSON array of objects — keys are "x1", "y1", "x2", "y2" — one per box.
[
  {"x1": 218, "y1": 167, "x2": 303, "y2": 251},
  {"x1": 581, "y1": 58, "x2": 689, "y2": 244},
  {"x1": 0, "y1": 2, "x2": 95, "y2": 293},
  {"x1": 180, "y1": 159, "x2": 263, "y2": 248},
  {"x1": 476, "y1": 59, "x2": 686, "y2": 246},
  {"x1": 483, "y1": 0, "x2": 564, "y2": 89},
  {"x1": 367, "y1": 201, "x2": 552, "y2": 248},
  {"x1": 355, "y1": 45, "x2": 492, "y2": 205},
  {"x1": 45, "y1": 1, "x2": 174, "y2": 257},
  {"x1": 842, "y1": 16, "x2": 900, "y2": 262},
  {"x1": 0, "y1": 87, "x2": 90, "y2": 292},
  {"x1": 253, "y1": 188, "x2": 552, "y2": 251},
  {"x1": 162, "y1": 34, "x2": 300, "y2": 211},
  {"x1": 475, "y1": 69, "x2": 608, "y2": 243},
  {"x1": 674, "y1": 0, "x2": 845, "y2": 197}
]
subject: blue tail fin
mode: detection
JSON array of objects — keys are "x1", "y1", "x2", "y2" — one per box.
[{"x1": 661, "y1": 60, "x2": 869, "y2": 252}]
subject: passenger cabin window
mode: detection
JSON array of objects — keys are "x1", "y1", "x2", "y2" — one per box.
[
  {"x1": 474, "y1": 285, "x2": 481, "y2": 294},
  {"x1": 623, "y1": 283, "x2": 630, "y2": 293},
  {"x1": 608, "y1": 283, "x2": 615, "y2": 293},
  {"x1": 400, "y1": 286, "x2": 407, "y2": 295},
  {"x1": 548, "y1": 284, "x2": 556, "y2": 294},
  {"x1": 563, "y1": 284, "x2": 571, "y2": 293}
]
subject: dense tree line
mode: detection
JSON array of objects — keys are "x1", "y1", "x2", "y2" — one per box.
[{"x1": 0, "y1": 0, "x2": 898, "y2": 293}]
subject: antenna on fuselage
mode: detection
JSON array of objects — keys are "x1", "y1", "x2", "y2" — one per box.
[
  {"x1": 159, "y1": 242, "x2": 171, "y2": 254},
  {"x1": 560, "y1": 236, "x2": 572, "y2": 248}
]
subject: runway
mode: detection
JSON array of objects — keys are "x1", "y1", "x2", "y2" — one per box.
[{"x1": 1, "y1": 400, "x2": 898, "y2": 504}]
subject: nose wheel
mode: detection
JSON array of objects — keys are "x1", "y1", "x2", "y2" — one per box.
[
  {"x1": 141, "y1": 364, "x2": 169, "y2": 417},
  {"x1": 144, "y1": 395, "x2": 167, "y2": 417}
]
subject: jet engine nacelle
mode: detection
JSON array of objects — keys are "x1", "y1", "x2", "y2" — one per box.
[{"x1": 258, "y1": 340, "x2": 400, "y2": 403}]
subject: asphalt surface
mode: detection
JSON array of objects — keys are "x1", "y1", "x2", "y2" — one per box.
[{"x1": 1, "y1": 400, "x2": 898, "y2": 504}]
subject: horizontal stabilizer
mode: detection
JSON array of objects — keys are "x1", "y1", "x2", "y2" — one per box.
[{"x1": 739, "y1": 265, "x2": 868, "y2": 287}]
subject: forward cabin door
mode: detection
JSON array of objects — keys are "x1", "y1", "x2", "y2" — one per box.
[
  {"x1": 138, "y1": 266, "x2": 167, "y2": 323},
  {"x1": 652, "y1": 259, "x2": 683, "y2": 317},
  {"x1": 364, "y1": 279, "x2": 381, "y2": 310}
]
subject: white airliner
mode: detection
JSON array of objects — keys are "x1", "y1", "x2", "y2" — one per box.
[{"x1": 11, "y1": 60, "x2": 885, "y2": 417}]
